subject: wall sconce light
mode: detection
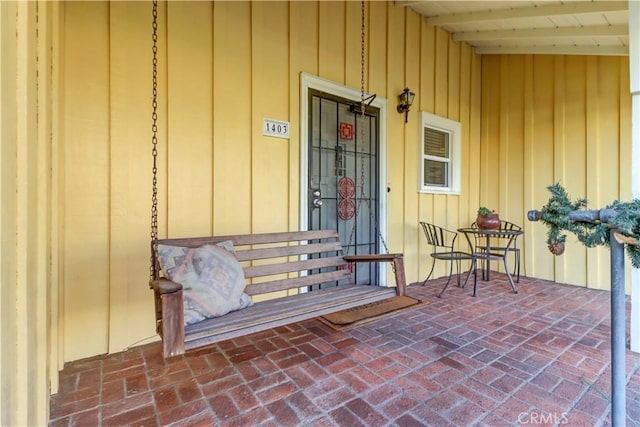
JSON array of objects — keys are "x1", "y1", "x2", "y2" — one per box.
[{"x1": 397, "y1": 87, "x2": 415, "y2": 123}]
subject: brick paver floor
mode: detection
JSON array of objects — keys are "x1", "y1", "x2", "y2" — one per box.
[{"x1": 49, "y1": 274, "x2": 640, "y2": 426}]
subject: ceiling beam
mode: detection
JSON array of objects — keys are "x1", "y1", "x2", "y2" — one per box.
[
  {"x1": 474, "y1": 44, "x2": 629, "y2": 56},
  {"x1": 427, "y1": 1, "x2": 628, "y2": 26},
  {"x1": 453, "y1": 25, "x2": 629, "y2": 42},
  {"x1": 394, "y1": 1, "x2": 424, "y2": 7}
]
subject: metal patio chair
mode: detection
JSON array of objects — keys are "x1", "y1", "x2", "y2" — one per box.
[
  {"x1": 471, "y1": 220, "x2": 522, "y2": 282},
  {"x1": 420, "y1": 222, "x2": 477, "y2": 298}
]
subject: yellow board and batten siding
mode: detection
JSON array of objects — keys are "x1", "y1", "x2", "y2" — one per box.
[
  {"x1": 252, "y1": 2, "x2": 290, "y2": 234},
  {"x1": 109, "y1": 1, "x2": 160, "y2": 356},
  {"x1": 403, "y1": 8, "x2": 421, "y2": 287},
  {"x1": 251, "y1": 3, "x2": 292, "y2": 302},
  {"x1": 289, "y1": 1, "x2": 317, "y2": 232},
  {"x1": 63, "y1": 1, "x2": 111, "y2": 359},
  {"x1": 213, "y1": 2, "x2": 252, "y2": 235},
  {"x1": 168, "y1": 1, "x2": 213, "y2": 237},
  {"x1": 385, "y1": 2, "x2": 405, "y2": 276},
  {"x1": 57, "y1": 1, "x2": 483, "y2": 362},
  {"x1": 40, "y1": 0, "x2": 637, "y2": 375},
  {"x1": 1, "y1": 1, "x2": 59, "y2": 425},
  {"x1": 481, "y1": 55, "x2": 631, "y2": 289},
  {"x1": 2, "y1": 1, "x2": 635, "y2": 424}
]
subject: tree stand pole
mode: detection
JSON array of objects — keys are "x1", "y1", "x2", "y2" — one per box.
[
  {"x1": 610, "y1": 229, "x2": 626, "y2": 426},
  {"x1": 528, "y1": 208, "x2": 627, "y2": 424}
]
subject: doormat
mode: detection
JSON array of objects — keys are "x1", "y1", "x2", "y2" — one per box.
[{"x1": 319, "y1": 296, "x2": 428, "y2": 330}]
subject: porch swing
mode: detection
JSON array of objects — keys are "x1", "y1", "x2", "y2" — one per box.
[{"x1": 148, "y1": 0, "x2": 407, "y2": 358}]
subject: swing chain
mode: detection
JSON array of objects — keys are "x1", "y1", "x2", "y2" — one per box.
[
  {"x1": 150, "y1": 0, "x2": 159, "y2": 281},
  {"x1": 347, "y1": 1, "x2": 392, "y2": 273},
  {"x1": 360, "y1": 0, "x2": 366, "y2": 115},
  {"x1": 346, "y1": 1, "x2": 367, "y2": 253}
]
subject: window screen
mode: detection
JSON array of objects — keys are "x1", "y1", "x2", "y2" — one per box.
[
  {"x1": 423, "y1": 127, "x2": 450, "y2": 187},
  {"x1": 419, "y1": 112, "x2": 461, "y2": 195}
]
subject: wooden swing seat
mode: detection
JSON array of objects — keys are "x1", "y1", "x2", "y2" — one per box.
[{"x1": 150, "y1": 229, "x2": 407, "y2": 358}]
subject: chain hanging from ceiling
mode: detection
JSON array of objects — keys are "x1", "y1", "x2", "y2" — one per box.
[
  {"x1": 149, "y1": 0, "x2": 159, "y2": 281},
  {"x1": 346, "y1": 1, "x2": 391, "y2": 259}
]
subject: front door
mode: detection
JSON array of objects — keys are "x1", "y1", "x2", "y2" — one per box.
[{"x1": 307, "y1": 89, "x2": 382, "y2": 286}]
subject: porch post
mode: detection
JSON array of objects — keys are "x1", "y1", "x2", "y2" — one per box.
[{"x1": 629, "y1": 0, "x2": 639, "y2": 353}]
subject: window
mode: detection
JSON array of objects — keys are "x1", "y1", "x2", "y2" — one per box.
[{"x1": 419, "y1": 112, "x2": 461, "y2": 195}]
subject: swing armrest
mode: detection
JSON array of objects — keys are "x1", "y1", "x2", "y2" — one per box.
[
  {"x1": 343, "y1": 253, "x2": 403, "y2": 263},
  {"x1": 150, "y1": 278, "x2": 183, "y2": 294},
  {"x1": 343, "y1": 254, "x2": 407, "y2": 297},
  {"x1": 149, "y1": 278, "x2": 185, "y2": 357}
]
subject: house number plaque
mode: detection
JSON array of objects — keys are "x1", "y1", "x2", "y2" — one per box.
[{"x1": 263, "y1": 118, "x2": 290, "y2": 139}]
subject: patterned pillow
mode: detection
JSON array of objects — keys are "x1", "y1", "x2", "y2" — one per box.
[{"x1": 155, "y1": 241, "x2": 253, "y2": 325}]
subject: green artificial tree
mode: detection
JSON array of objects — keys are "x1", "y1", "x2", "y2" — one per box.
[{"x1": 536, "y1": 183, "x2": 640, "y2": 268}]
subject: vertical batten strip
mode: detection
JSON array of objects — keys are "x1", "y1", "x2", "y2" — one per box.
[
  {"x1": 535, "y1": 56, "x2": 556, "y2": 280},
  {"x1": 63, "y1": 1, "x2": 110, "y2": 360},
  {"x1": 404, "y1": 8, "x2": 420, "y2": 285},
  {"x1": 564, "y1": 56, "x2": 588, "y2": 285},
  {"x1": 498, "y1": 56, "x2": 508, "y2": 220},
  {"x1": 16, "y1": 2, "x2": 28, "y2": 421},
  {"x1": 49, "y1": 0, "x2": 63, "y2": 395},
  {"x1": 432, "y1": 27, "x2": 448, "y2": 232},
  {"x1": 446, "y1": 33, "x2": 460, "y2": 230},
  {"x1": 109, "y1": 1, "x2": 157, "y2": 353},
  {"x1": 585, "y1": 56, "x2": 600, "y2": 288},
  {"x1": 251, "y1": 1, "x2": 289, "y2": 234},
  {"x1": 167, "y1": 1, "x2": 213, "y2": 237},
  {"x1": 13, "y1": 2, "x2": 28, "y2": 424},
  {"x1": 2, "y1": 0, "x2": 53, "y2": 423},
  {"x1": 417, "y1": 18, "x2": 435, "y2": 282},
  {"x1": 458, "y1": 43, "x2": 471, "y2": 228},
  {"x1": 35, "y1": 0, "x2": 54, "y2": 421},
  {"x1": 553, "y1": 56, "x2": 566, "y2": 284},
  {"x1": 468, "y1": 47, "x2": 482, "y2": 225},
  {"x1": 212, "y1": 1, "x2": 251, "y2": 235},
  {"x1": 386, "y1": 1, "x2": 404, "y2": 273},
  {"x1": 523, "y1": 55, "x2": 535, "y2": 279}
]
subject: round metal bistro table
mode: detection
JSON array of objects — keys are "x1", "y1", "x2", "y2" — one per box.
[{"x1": 457, "y1": 227, "x2": 523, "y2": 296}]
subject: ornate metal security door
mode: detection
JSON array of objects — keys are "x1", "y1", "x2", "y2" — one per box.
[{"x1": 307, "y1": 89, "x2": 381, "y2": 286}]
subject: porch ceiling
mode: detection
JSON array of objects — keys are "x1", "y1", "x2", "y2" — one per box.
[{"x1": 396, "y1": 0, "x2": 630, "y2": 56}]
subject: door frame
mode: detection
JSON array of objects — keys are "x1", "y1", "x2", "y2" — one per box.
[{"x1": 299, "y1": 73, "x2": 389, "y2": 281}]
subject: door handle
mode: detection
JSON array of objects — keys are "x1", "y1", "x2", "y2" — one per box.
[{"x1": 311, "y1": 189, "x2": 322, "y2": 208}]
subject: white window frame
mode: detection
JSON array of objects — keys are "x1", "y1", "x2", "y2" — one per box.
[{"x1": 418, "y1": 111, "x2": 461, "y2": 195}]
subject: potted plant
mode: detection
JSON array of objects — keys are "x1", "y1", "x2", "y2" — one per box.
[{"x1": 476, "y1": 207, "x2": 501, "y2": 230}]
